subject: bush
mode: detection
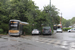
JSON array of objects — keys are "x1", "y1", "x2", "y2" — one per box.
[
  {"x1": 63, "y1": 28, "x2": 71, "y2": 31},
  {"x1": 3, "y1": 32, "x2": 7, "y2": 35},
  {"x1": 23, "y1": 25, "x2": 32, "y2": 35},
  {"x1": 0, "y1": 29, "x2": 3, "y2": 33},
  {"x1": 0, "y1": 23, "x2": 9, "y2": 33}
]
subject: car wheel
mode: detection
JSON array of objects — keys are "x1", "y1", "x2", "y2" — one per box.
[
  {"x1": 69, "y1": 31, "x2": 70, "y2": 32},
  {"x1": 61, "y1": 32, "x2": 62, "y2": 33},
  {"x1": 18, "y1": 35, "x2": 21, "y2": 37},
  {"x1": 50, "y1": 33, "x2": 52, "y2": 35}
]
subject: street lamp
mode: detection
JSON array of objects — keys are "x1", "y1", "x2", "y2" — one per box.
[
  {"x1": 49, "y1": 0, "x2": 52, "y2": 17},
  {"x1": 60, "y1": 13, "x2": 62, "y2": 24},
  {"x1": 61, "y1": 13, "x2": 62, "y2": 28},
  {"x1": 50, "y1": 0, "x2": 51, "y2": 9},
  {"x1": 49, "y1": 0, "x2": 51, "y2": 13},
  {"x1": 41, "y1": 24, "x2": 44, "y2": 26},
  {"x1": 59, "y1": 13, "x2": 62, "y2": 28},
  {"x1": 32, "y1": 24, "x2": 34, "y2": 26}
]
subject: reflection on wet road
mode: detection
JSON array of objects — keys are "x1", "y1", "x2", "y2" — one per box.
[
  {"x1": 49, "y1": 32, "x2": 75, "y2": 41},
  {"x1": 23, "y1": 32, "x2": 75, "y2": 41},
  {"x1": 0, "y1": 32, "x2": 75, "y2": 50}
]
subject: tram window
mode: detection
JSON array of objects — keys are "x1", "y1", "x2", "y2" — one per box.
[{"x1": 10, "y1": 27, "x2": 18, "y2": 30}]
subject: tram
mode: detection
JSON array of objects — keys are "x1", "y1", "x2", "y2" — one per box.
[{"x1": 8, "y1": 19, "x2": 29, "y2": 36}]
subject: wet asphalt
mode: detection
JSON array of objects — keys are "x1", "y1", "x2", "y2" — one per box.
[
  {"x1": 0, "y1": 32, "x2": 75, "y2": 50},
  {"x1": 46, "y1": 32, "x2": 75, "y2": 41}
]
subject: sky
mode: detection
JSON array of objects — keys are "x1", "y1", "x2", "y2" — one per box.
[{"x1": 32, "y1": 0, "x2": 75, "y2": 20}]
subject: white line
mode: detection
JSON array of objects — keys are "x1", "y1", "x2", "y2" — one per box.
[
  {"x1": 46, "y1": 43, "x2": 51, "y2": 44},
  {"x1": 40, "y1": 42, "x2": 45, "y2": 43},
  {"x1": 60, "y1": 46, "x2": 68, "y2": 49},
  {"x1": 48, "y1": 40, "x2": 55, "y2": 43},
  {"x1": 54, "y1": 41, "x2": 61, "y2": 45},
  {"x1": 70, "y1": 42, "x2": 75, "y2": 48},
  {"x1": 62, "y1": 41, "x2": 68, "y2": 46}
]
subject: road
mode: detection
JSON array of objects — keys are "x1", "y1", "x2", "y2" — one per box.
[{"x1": 0, "y1": 32, "x2": 75, "y2": 50}]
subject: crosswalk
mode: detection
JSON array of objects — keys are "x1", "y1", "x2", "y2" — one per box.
[{"x1": 24, "y1": 36, "x2": 75, "y2": 50}]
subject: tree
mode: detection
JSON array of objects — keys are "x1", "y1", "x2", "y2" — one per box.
[
  {"x1": 65, "y1": 20, "x2": 71, "y2": 27},
  {"x1": 71, "y1": 17, "x2": 75, "y2": 25},
  {"x1": 62, "y1": 17, "x2": 71, "y2": 27},
  {"x1": 62, "y1": 18, "x2": 67, "y2": 27},
  {"x1": 42, "y1": 5, "x2": 60, "y2": 32},
  {"x1": 0, "y1": 0, "x2": 60, "y2": 34}
]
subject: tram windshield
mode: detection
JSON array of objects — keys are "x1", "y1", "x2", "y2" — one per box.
[{"x1": 9, "y1": 21, "x2": 19, "y2": 30}]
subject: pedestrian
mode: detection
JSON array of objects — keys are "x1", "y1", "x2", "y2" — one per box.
[{"x1": 24, "y1": 32, "x2": 25, "y2": 36}]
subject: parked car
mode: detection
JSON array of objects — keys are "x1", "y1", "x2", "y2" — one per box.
[
  {"x1": 68, "y1": 28, "x2": 75, "y2": 32},
  {"x1": 42, "y1": 27, "x2": 52, "y2": 35},
  {"x1": 56, "y1": 28, "x2": 62, "y2": 33},
  {"x1": 32, "y1": 29, "x2": 40, "y2": 35}
]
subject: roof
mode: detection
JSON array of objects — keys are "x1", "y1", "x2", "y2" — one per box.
[
  {"x1": 10, "y1": 19, "x2": 20, "y2": 22},
  {"x1": 21, "y1": 22, "x2": 29, "y2": 25},
  {"x1": 10, "y1": 19, "x2": 29, "y2": 25}
]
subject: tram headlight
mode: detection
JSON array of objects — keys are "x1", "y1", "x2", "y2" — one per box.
[
  {"x1": 9, "y1": 30, "x2": 19, "y2": 33},
  {"x1": 16, "y1": 30, "x2": 19, "y2": 33}
]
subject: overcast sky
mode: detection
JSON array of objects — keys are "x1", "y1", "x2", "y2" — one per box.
[{"x1": 32, "y1": 0, "x2": 75, "y2": 20}]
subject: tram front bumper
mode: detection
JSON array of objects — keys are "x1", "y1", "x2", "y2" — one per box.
[{"x1": 9, "y1": 33, "x2": 20, "y2": 36}]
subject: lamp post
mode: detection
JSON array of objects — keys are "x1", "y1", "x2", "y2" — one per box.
[
  {"x1": 50, "y1": 0, "x2": 51, "y2": 10},
  {"x1": 60, "y1": 13, "x2": 62, "y2": 28},
  {"x1": 49, "y1": 0, "x2": 51, "y2": 15},
  {"x1": 32, "y1": 24, "x2": 34, "y2": 30},
  {"x1": 61, "y1": 13, "x2": 62, "y2": 28}
]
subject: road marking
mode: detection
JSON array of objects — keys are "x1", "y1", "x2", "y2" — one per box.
[
  {"x1": 18, "y1": 36, "x2": 75, "y2": 50},
  {"x1": 48, "y1": 40, "x2": 55, "y2": 43},
  {"x1": 54, "y1": 41, "x2": 61, "y2": 45},
  {"x1": 40, "y1": 42, "x2": 45, "y2": 43},
  {"x1": 36, "y1": 41, "x2": 39, "y2": 42},
  {"x1": 44, "y1": 39, "x2": 50, "y2": 41},
  {"x1": 35, "y1": 38, "x2": 70, "y2": 49},
  {"x1": 60, "y1": 46, "x2": 68, "y2": 49},
  {"x1": 70, "y1": 42, "x2": 75, "y2": 49},
  {"x1": 14, "y1": 36, "x2": 75, "y2": 50},
  {"x1": 46, "y1": 43, "x2": 51, "y2": 44},
  {"x1": 61, "y1": 41, "x2": 68, "y2": 46}
]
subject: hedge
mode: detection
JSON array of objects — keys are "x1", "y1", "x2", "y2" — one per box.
[{"x1": 63, "y1": 28, "x2": 71, "y2": 31}]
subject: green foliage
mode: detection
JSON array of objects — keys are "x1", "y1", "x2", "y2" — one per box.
[
  {"x1": 23, "y1": 25, "x2": 32, "y2": 35},
  {"x1": 71, "y1": 17, "x2": 75, "y2": 25},
  {"x1": 0, "y1": 29, "x2": 3, "y2": 33},
  {"x1": 62, "y1": 18, "x2": 66, "y2": 27},
  {"x1": 62, "y1": 18, "x2": 71, "y2": 27},
  {"x1": 0, "y1": 0, "x2": 60, "y2": 35},
  {"x1": 0, "y1": 23, "x2": 8, "y2": 33},
  {"x1": 62, "y1": 17, "x2": 75, "y2": 28},
  {"x1": 63, "y1": 28, "x2": 71, "y2": 31},
  {"x1": 43, "y1": 5, "x2": 60, "y2": 32}
]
